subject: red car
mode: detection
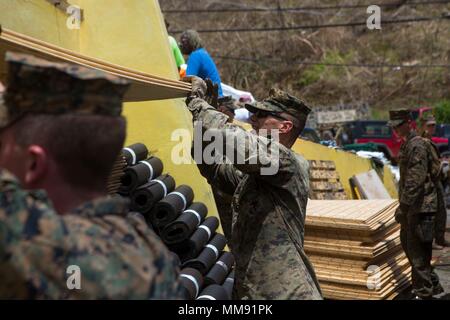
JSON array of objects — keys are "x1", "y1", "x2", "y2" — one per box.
[{"x1": 343, "y1": 118, "x2": 448, "y2": 163}]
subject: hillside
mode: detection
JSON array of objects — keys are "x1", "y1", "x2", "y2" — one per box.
[{"x1": 162, "y1": 0, "x2": 450, "y2": 117}]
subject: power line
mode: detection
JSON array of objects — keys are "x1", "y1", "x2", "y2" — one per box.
[
  {"x1": 213, "y1": 55, "x2": 450, "y2": 69},
  {"x1": 163, "y1": 1, "x2": 450, "y2": 13},
  {"x1": 170, "y1": 14, "x2": 450, "y2": 34}
]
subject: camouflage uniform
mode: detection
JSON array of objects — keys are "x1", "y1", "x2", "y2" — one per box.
[
  {"x1": 390, "y1": 110, "x2": 443, "y2": 298},
  {"x1": 0, "y1": 52, "x2": 183, "y2": 299},
  {"x1": 419, "y1": 115, "x2": 448, "y2": 245},
  {"x1": 187, "y1": 84, "x2": 322, "y2": 300},
  {"x1": 211, "y1": 188, "x2": 234, "y2": 241}
]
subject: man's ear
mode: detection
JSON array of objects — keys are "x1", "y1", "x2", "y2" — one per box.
[
  {"x1": 280, "y1": 120, "x2": 294, "y2": 134},
  {"x1": 24, "y1": 145, "x2": 48, "y2": 187}
]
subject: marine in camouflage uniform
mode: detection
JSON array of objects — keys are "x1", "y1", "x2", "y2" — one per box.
[
  {"x1": 418, "y1": 114, "x2": 449, "y2": 248},
  {"x1": 184, "y1": 76, "x2": 322, "y2": 300},
  {"x1": 390, "y1": 110, "x2": 444, "y2": 299},
  {"x1": 0, "y1": 52, "x2": 182, "y2": 299}
]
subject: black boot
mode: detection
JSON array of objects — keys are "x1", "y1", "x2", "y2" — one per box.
[
  {"x1": 435, "y1": 239, "x2": 450, "y2": 247},
  {"x1": 433, "y1": 283, "x2": 445, "y2": 296}
]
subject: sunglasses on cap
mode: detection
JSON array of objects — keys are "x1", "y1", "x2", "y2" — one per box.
[{"x1": 253, "y1": 110, "x2": 289, "y2": 121}]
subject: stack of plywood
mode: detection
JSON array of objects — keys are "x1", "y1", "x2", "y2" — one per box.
[
  {"x1": 308, "y1": 160, "x2": 348, "y2": 200},
  {"x1": 305, "y1": 199, "x2": 411, "y2": 300}
]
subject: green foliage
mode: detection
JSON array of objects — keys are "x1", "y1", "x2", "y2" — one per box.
[
  {"x1": 434, "y1": 100, "x2": 450, "y2": 124},
  {"x1": 298, "y1": 50, "x2": 353, "y2": 87},
  {"x1": 371, "y1": 109, "x2": 389, "y2": 120},
  {"x1": 298, "y1": 64, "x2": 325, "y2": 86}
]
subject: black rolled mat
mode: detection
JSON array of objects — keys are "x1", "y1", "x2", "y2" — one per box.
[
  {"x1": 160, "y1": 202, "x2": 208, "y2": 245},
  {"x1": 183, "y1": 233, "x2": 227, "y2": 275},
  {"x1": 130, "y1": 174, "x2": 176, "y2": 213},
  {"x1": 149, "y1": 185, "x2": 194, "y2": 228}
]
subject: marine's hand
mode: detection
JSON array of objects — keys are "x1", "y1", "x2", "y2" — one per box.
[
  {"x1": 182, "y1": 76, "x2": 207, "y2": 100},
  {"x1": 205, "y1": 78, "x2": 219, "y2": 109}
]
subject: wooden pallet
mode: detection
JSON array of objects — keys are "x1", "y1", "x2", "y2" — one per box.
[
  {"x1": 309, "y1": 160, "x2": 348, "y2": 200},
  {"x1": 312, "y1": 192, "x2": 348, "y2": 200}
]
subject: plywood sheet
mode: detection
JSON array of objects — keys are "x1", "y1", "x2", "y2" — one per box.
[
  {"x1": 306, "y1": 199, "x2": 398, "y2": 232},
  {"x1": 0, "y1": 27, "x2": 191, "y2": 101},
  {"x1": 351, "y1": 170, "x2": 392, "y2": 200}
]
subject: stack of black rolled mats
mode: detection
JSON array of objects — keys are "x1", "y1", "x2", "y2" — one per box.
[{"x1": 115, "y1": 143, "x2": 235, "y2": 300}]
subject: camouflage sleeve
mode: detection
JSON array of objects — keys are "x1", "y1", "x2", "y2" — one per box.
[
  {"x1": 196, "y1": 161, "x2": 243, "y2": 195},
  {"x1": 400, "y1": 143, "x2": 428, "y2": 207},
  {"x1": 0, "y1": 169, "x2": 57, "y2": 298},
  {"x1": 186, "y1": 98, "x2": 242, "y2": 194},
  {"x1": 0, "y1": 170, "x2": 18, "y2": 260},
  {"x1": 0, "y1": 169, "x2": 36, "y2": 251},
  {"x1": 188, "y1": 98, "x2": 296, "y2": 186}
]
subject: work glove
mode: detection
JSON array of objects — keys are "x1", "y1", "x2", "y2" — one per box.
[
  {"x1": 182, "y1": 76, "x2": 219, "y2": 109},
  {"x1": 182, "y1": 76, "x2": 207, "y2": 100},
  {"x1": 204, "y1": 78, "x2": 219, "y2": 109}
]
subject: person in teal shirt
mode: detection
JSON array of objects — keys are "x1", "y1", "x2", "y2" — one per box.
[{"x1": 179, "y1": 29, "x2": 223, "y2": 97}]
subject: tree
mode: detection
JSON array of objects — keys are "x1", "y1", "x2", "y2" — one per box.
[{"x1": 434, "y1": 100, "x2": 450, "y2": 124}]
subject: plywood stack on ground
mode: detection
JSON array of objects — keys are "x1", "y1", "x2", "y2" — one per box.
[
  {"x1": 305, "y1": 199, "x2": 411, "y2": 300},
  {"x1": 309, "y1": 160, "x2": 348, "y2": 200}
]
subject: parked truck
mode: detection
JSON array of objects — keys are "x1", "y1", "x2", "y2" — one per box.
[{"x1": 341, "y1": 111, "x2": 449, "y2": 163}]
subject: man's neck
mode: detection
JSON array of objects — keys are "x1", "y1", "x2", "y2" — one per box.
[
  {"x1": 42, "y1": 182, "x2": 106, "y2": 214},
  {"x1": 406, "y1": 130, "x2": 416, "y2": 141},
  {"x1": 280, "y1": 135, "x2": 294, "y2": 149}
]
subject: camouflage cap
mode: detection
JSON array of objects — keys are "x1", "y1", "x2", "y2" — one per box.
[
  {"x1": 0, "y1": 52, "x2": 130, "y2": 129},
  {"x1": 388, "y1": 109, "x2": 411, "y2": 127},
  {"x1": 245, "y1": 88, "x2": 311, "y2": 123}
]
